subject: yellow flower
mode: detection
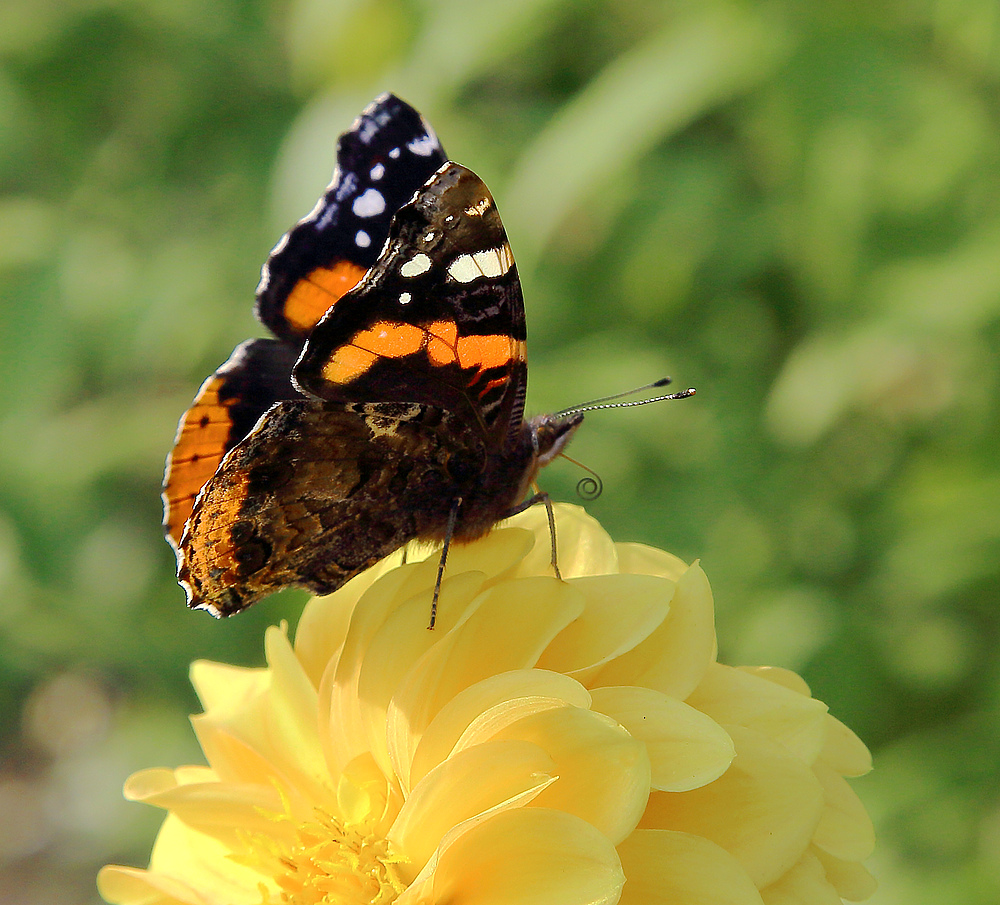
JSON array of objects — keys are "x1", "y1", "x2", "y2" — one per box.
[{"x1": 99, "y1": 504, "x2": 876, "y2": 905}]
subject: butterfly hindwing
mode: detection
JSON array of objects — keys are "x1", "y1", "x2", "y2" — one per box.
[
  {"x1": 178, "y1": 400, "x2": 482, "y2": 616},
  {"x1": 293, "y1": 163, "x2": 528, "y2": 449},
  {"x1": 162, "y1": 338, "x2": 301, "y2": 550},
  {"x1": 256, "y1": 93, "x2": 447, "y2": 343}
]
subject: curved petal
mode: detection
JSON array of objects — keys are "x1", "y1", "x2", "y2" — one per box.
[
  {"x1": 388, "y1": 738, "x2": 557, "y2": 878},
  {"x1": 759, "y1": 849, "x2": 841, "y2": 905},
  {"x1": 537, "y1": 574, "x2": 674, "y2": 681},
  {"x1": 687, "y1": 663, "x2": 829, "y2": 765},
  {"x1": 427, "y1": 524, "x2": 538, "y2": 584},
  {"x1": 812, "y1": 845, "x2": 878, "y2": 900},
  {"x1": 123, "y1": 768, "x2": 285, "y2": 846},
  {"x1": 294, "y1": 579, "x2": 362, "y2": 688},
  {"x1": 818, "y1": 714, "x2": 873, "y2": 777},
  {"x1": 589, "y1": 686, "x2": 734, "y2": 791},
  {"x1": 188, "y1": 660, "x2": 269, "y2": 721},
  {"x1": 401, "y1": 669, "x2": 591, "y2": 792},
  {"x1": 188, "y1": 628, "x2": 329, "y2": 805},
  {"x1": 99, "y1": 814, "x2": 271, "y2": 905},
  {"x1": 740, "y1": 665, "x2": 812, "y2": 696},
  {"x1": 492, "y1": 705, "x2": 650, "y2": 845},
  {"x1": 98, "y1": 865, "x2": 206, "y2": 905},
  {"x1": 326, "y1": 567, "x2": 486, "y2": 776},
  {"x1": 642, "y1": 725, "x2": 824, "y2": 889},
  {"x1": 336, "y1": 750, "x2": 398, "y2": 831},
  {"x1": 617, "y1": 828, "x2": 764, "y2": 905},
  {"x1": 615, "y1": 542, "x2": 689, "y2": 581},
  {"x1": 811, "y1": 763, "x2": 877, "y2": 861},
  {"x1": 385, "y1": 578, "x2": 585, "y2": 772},
  {"x1": 357, "y1": 570, "x2": 487, "y2": 778},
  {"x1": 592, "y1": 562, "x2": 716, "y2": 699},
  {"x1": 424, "y1": 807, "x2": 624, "y2": 905},
  {"x1": 506, "y1": 503, "x2": 621, "y2": 581}
]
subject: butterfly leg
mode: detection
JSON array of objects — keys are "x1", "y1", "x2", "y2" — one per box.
[
  {"x1": 504, "y1": 488, "x2": 561, "y2": 581},
  {"x1": 428, "y1": 496, "x2": 462, "y2": 630}
]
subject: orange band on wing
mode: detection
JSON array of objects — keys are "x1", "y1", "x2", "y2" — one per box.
[
  {"x1": 164, "y1": 377, "x2": 234, "y2": 547},
  {"x1": 319, "y1": 323, "x2": 522, "y2": 387},
  {"x1": 321, "y1": 344, "x2": 379, "y2": 384},
  {"x1": 456, "y1": 333, "x2": 517, "y2": 371},
  {"x1": 426, "y1": 320, "x2": 459, "y2": 364},
  {"x1": 284, "y1": 261, "x2": 368, "y2": 333}
]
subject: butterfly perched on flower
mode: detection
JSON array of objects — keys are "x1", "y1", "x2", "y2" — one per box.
[{"x1": 162, "y1": 94, "x2": 587, "y2": 619}]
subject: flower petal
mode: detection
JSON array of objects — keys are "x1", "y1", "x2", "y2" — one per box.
[
  {"x1": 325, "y1": 568, "x2": 488, "y2": 776},
  {"x1": 617, "y1": 829, "x2": 764, "y2": 905},
  {"x1": 294, "y1": 578, "x2": 361, "y2": 688},
  {"x1": 491, "y1": 704, "x2": 651, "y2": 844},
  {"x1": 122, "y1": 768, "x2": 284, "y2": 847},
  {"x1": 592, "y1": 562, "x2": 716, "y2": 699},
  {"x1": 188, "y1": 627, "x2": 328, "y2": 805},
  {"x1": 423, "y1": 807, "x2": 624, "y2": 905},
  {"x1": 385, "y1": 577, "x2": 585, "y2": 772},
  {"x1": 759, "y1": 849, "x2": 842, "y2": 905},
  {"x1": 357, "y1": 570, "x2": 487, "y2": 778},
  {"x1": 99, "y1": 814, "x2": 270, "y2": 905},
  {"x1": 615, "y1": 542, "x2": 689, "y2": 581},
  {"x1": 98, "y1": 864, "x2": 205, "y2": 905},
  {"x1": 189, "y1": 660, "x2": 269, "y2": 719},
  {"x1": 538, "y1": 574, "x2": 674, "y2": 681},
  {"x1": 812, "y1": 845, "x2": 878, "y2": 900},
  {"x1": 401, "y1": 669, "x2": 591, "y2": 792},
  {"x1": 811, "y1": 763, "x2": 877, "y2": 862},
  {"x1": 741, "y1": 664, "x2": 811, "y2": 696},
  {"x1": 819, "y1": 714, "x2": 873, "y2": 777},
  {"x1": 687, "y1": 663, "x2": 829, "y2": 764},
  {"x1": 412, "y1": 524, "x2": 537, "y2": 589},
  {"x1": 642, "y1": 725, "x2": 824, "y2": 888},
  {"x1": 589, "y1": 686, "x2": 735, "y2": 791},
  {"x1": 388, "y1": 738, "x2": 557, "y2": 878},
  {"x1": 506, "y1": 503, "x2": 621, "y2": 580}
]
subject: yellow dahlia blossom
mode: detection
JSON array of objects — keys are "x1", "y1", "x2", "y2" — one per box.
[{"x1": 99, "y1": 504, "x2": 876, "y2": 905}]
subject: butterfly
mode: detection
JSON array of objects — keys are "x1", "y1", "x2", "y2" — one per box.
[{"x1": 162, "y1": 94, "x2": 584, "y2": 621}]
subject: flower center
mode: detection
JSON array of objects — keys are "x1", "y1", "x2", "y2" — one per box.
[{"x1": 253, "y1": 809, "x2": 406, "y2": 905}]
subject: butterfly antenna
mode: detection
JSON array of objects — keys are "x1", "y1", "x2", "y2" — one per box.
[
  {"x1": 559, "y1": 453, "x2": 604, "y2": 501},
  {"x1": 556, "y1": 377, "x2": 696, "y2": 417}
]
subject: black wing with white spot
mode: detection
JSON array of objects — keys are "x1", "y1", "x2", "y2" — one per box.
[{"x1": 255, "y1": 93, "x2": 448, "y2": 344}]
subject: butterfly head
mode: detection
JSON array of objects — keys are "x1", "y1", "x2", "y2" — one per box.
[{"x1": 529, "y1": 411, "x2": 584, "y2": 467}]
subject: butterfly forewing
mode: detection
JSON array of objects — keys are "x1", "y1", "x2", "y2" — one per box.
[
  {"x1": 293, "y1": 163, "x2": 528, "y2": 449},
  {"x1": 256, "y1": 94, "x2": 447, "y2": 343}
]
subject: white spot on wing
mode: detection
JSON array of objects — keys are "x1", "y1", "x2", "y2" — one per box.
[
  {"x1": 389, "y1": 147, "x2": 401, "y2": 158},
  {"x1": 353, "y1": 188, "x2": 386, "y2": 218},
  {"x1": 465, "y1": 198, "x2": 492, "y2": 217},
  {"x1": 399, "y1": 253, "x2": 432, "y2": 278},
  {"x1": 447, "y1": 244, "x2": 512, "y2": 282},
  {"x1": 370, "y1": 163, "x2": 385, "y2": 180},
  {"x1": 399, "y1": 291, "x2": 411, "y2": 305},
  {"x1": 355, "y1": 230, "x2": 371, "y2": 248},
  {"x1": 407, "y1": 132, "x2": 439, "y2": 156}
]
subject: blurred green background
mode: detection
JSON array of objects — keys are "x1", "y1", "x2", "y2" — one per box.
[{"x1": 1, "y1": 0, "x2": 998, "y2": 902}]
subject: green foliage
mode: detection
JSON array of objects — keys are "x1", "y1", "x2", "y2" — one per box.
[{"x1": 1, "y1": 0, "x2": 998, "y2": 901}]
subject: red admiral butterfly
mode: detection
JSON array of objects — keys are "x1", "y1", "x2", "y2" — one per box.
[{"x1": 163, "y1": 94, "x2": 588, "y2": 620}]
